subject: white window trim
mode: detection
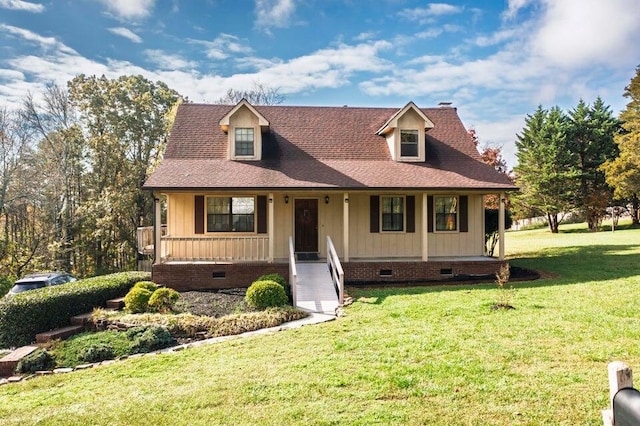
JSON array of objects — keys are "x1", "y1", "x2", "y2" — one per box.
[
  {"x1": 231, "y1": 126, "x2": 258, "y2": 160},
  {"x1": 433, "y1": 195, "x2": 459, "y2": 233},
  {"x1": 380, "y1": 195, "x2": 406, "y2": 233},
  {"x1": 399, "y1": 129, "x2": 420, "y2": 159},
  {"x1": 205, "y1": 195, "x2": 257, "y2": 234}
]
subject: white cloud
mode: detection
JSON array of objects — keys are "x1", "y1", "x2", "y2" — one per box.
[
  {"x1": 190, "y1": 34, "x2": 253, "y2": 60},
  {"x1": 531, "y1": 0, "x2": 640, "y2": 69},
  {"x1": 398, "y1": 3, "x2": 462, "y2": 24},
  {"x1": 502, "y1": 0, "x2": 533, "y2": 20},
  {"x1": 474, "y1": 29, "x2": 517, "y2": 47},
  {"x1": 143, "y1": 49, "x2": 197, "y2": 70},
  {"x1": 254, "y1": 0, "x2": 295, "y2": 32},
  {"x1": 0, "y1": 24, "x2": 77, "y2": 54},
  {"x1": 0, "y1": 0, "x2": 44, "y2": 12},
  {"x1": 108, "y1": 27, "x2": 142, "y2": 43},
  {"x1": 354, "y1": 31, "x2": 376, "y2": 41},
  {"x1": 98, "y1": 0, "x2": 155, "y2": 21}
]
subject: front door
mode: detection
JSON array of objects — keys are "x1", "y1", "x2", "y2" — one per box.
[{"x1": 295, "y1": 199, "x2": 318, "y2": 253}]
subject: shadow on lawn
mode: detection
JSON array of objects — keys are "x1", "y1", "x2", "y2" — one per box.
[{"x1": 347, "y1": 243, "x2": 640, "y2": 303}]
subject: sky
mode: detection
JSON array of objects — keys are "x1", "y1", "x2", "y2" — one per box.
[{"x1": 1, "y1": 0, "x2": 639, "y2": 167}]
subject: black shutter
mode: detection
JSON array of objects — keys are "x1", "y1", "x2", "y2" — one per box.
[
  {"x1": 257, "y1": 195, "x2": 267, "y2": 234},
  {"x1": 406, "y1": 196, "x2": 415, "y2": 233},
  {"x1": 195, "y1": 195, "x2": 204, "y2": 234},
  {"x1": 459, "y1": 195, "x2": 468, "y2": 232},
  {"x1": 427, "y1": 195, "x2": 434, "y2": 233},
  {"x1": 370, "y1": 195, "x2": 380, "y2": 233}
]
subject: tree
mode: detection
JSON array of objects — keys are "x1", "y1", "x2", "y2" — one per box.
[
  {"x1": 601, "y1": 65, "x2": 640, "y2": 225},
  {"x1": 20, "y1": 84, "x2": 86, "y2": 273},
  {"x1": 68, "y1": 75, "x2": 182, "y2": 273},
  {"x1": 215, "y1": 82, "x2": 284, "y2": 105},
  {"x1": 513, "y1": 106, "x2": 578, "y2": 233},
  {"x1": 567, "y1": 97, "x2": 619, "y2": 231}
]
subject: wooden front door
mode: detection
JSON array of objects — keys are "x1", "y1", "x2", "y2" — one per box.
[{"x1": 295, "y1": 199, "x2": 318, "y2": 253}]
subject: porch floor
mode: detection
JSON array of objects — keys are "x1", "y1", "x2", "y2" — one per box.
[{"x1": 295, "y1": 263, "x2": 339, "y2": 315}]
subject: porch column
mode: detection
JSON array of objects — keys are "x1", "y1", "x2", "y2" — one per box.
[
  {"x1": 498, "y1": 192, "x2": 505, "y2": 260},
  {"x1": 422, "y1": 193, "x2": 429, "y2": 261},
  {"x1": 268, "y1": 192, "x2": 274, "y2": 263},
  {"x1": 343, "y1": 193, "x2": 349, "y2": 262},
  {"x1": 153, "y1": 193, "x2": 162, "y2": 265}
]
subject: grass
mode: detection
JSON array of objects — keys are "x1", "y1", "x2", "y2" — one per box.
[
  {"x1": 49, "y1": 331, "x2": 132, "y2": 367},
  {"x1": 1, "y1": 221, "x2": 639, "y2": 425}
]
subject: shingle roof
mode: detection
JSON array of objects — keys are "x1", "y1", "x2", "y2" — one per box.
[{"x1": 144, "y1": 103, "x2": 516, "y2": 191}]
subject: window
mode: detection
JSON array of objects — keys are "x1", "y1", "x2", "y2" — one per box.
[
  {"x1": 207, "y1": 197, "x2": 255, "y2": 232},
  {"x1": 435, "y1": 196, "x2": 457, "y2": 231},
  {"x1": 234, "y1": 128, "x2": 254, "y2": 156},
  {"x1": 400, "y1": 129, "x2": 419, "y2": 157},
  {"x1": 381, "y1": 196, "x2": 404, "y2": 231}
]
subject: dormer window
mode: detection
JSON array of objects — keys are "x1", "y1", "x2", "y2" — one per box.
[
  {"x1": 234, "y1": 128, "x2": 255, "y2": 157},
  {"x1": 400, "y1": 130, "x2": 419, "y2": 157},
  {"x1": 219, "y1": 99, "x2": 269, "y2": 161},
  {"x1": 376, "y1": 101, "x2": 434, "y2": 163}
]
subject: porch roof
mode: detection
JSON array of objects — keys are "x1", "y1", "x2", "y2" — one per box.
[{"x1": 144, "y1": 103, "x2": 516, "y2": 192}]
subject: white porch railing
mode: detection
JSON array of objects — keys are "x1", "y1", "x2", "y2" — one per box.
[
  {"x1": 161, "y1": 235, "x2": 269, "y2": 261},
  {"x1": 289, "y1": 236, "x2": 298, "y2": 306},
  {"x1": 326, "y1": 236, "x2": 344, "y2": 304}
]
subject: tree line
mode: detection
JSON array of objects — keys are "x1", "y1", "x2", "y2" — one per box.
[
  {"x1": 512, "y1": 66, "x2": 640, "y2": 233},
  {"x1": 0, "y1": 75, "x2": 182, "y2": 282}
]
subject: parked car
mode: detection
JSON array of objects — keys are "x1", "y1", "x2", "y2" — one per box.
[{"x1": 7, "y1": 272, "x2": 77, "y2": 295}]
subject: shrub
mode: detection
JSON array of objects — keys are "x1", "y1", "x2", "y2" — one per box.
[
  {"x1": 256, "y1": 273, "x2": 289, "y2": 297},
  {"x1": 148, "y1": 287, "x2": 180, "y2": 313},
  {"x1": 133, "y1": 281, "x2": 159, "y2": 292},
  {"x1": 0, "y1": 276, "x2": 14, "y2": 297},
  {"x1": 0, "y1": 272, "x2": 149, "y2": 347},
  {"x1": 245, "y1": 280, "x2": 288, "y2": 310},
  {"x1": 77, "y1": 343, "x2": 115, "y2": 363},
  {"x1": 128, "y1": 326, "x2": 175, "y2": 353},
  {"x1": 16, "y1": 349, "x2": 55, "y2": 374},
  {"x1": 124, "y1": 287, "x2": 153, "y2": 314}
]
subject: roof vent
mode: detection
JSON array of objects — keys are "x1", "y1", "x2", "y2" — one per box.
[
  {"x1": 343, "y1": 105, "x2": 348, "y2": 108},
  {"x1": 438, "y1": 102, "x2": 452, "y2": 108}
]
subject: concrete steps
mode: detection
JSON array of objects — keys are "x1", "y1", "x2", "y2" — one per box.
[
  {"x1": 36, "y1": 325, "x2": 84, "y2": 343},
  {"x1": 106, "y1": 297, "x2": 125, "y2": 310},
  {"x1": 0, "y1": 346, "x2": 38, "y2": 377}
]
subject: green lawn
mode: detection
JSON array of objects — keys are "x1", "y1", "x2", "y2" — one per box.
[{"x1": 1, "y1": 222, "x2": 639, "y2": 425}]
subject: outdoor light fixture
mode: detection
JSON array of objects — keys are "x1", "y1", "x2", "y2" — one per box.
[
  {"x1": 344, "y1": 198, "x2": 349, "y2": 203},
  {"x1": 325, "y1": 195, "x2": 330, "y2": 204},
  {"x1": 268, "y1": 197, "x2": 273, "y2": 204},
  {"x1": 284, "y1": 195, "x2": 289, "y2": 204}
]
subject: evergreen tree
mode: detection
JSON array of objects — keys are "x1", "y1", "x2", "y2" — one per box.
[{"x1": 514, "y1": 106, "x2": 578, "y2": 233}]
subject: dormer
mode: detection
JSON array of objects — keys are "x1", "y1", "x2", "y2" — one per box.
[
  {"x1": 376, "y1": 101, "x2": 434, "y2": 162},
  {"x1": 219, "y1": 99, "x2": 269, "y2": 160}
]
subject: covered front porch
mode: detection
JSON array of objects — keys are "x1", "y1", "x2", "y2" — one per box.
[{"x1": 144, "y1": 190, "x2": 508, "y2": 264}]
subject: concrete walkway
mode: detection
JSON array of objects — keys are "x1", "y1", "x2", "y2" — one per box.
[{"x1": 295, "y1": 262, "x2": 340, "y2": 315}]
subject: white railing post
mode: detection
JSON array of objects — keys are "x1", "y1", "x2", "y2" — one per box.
[
  {"x1": 326, "y1": 236, "x2": 344, "y2": 304},
  {"x1": 603, "y1": 361, "x2": 634, "y2": 426},
  {"x1": 289, "y1": 236, "x2": 297, "y2": 306}
]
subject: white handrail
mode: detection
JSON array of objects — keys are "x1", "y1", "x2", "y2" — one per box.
[
  {"x1": 326, "y1": 236, "x2": 344, "y2": 304},
  {"x1": 289, "y1": 236, "x2": 297, "y2": 306}
]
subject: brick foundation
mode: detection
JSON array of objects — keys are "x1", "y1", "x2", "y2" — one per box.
[
  {"x1": 152, "y1": 263, "x2": 289, "y2": 291},
  {"x1": 152, "y1": 259, "x2": 506, "y2": 290},
  {"x1": 343, "y1": 260, "x2": 507, "y2": 284}
]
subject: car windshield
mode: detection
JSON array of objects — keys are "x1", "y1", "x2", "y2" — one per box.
[{"x1": 10, "y1": 282, "x2": 47, "y2": 294}]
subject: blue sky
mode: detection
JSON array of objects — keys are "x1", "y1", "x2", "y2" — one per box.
[{"x1": 1, "y1": 0, "x2": 639, "y2": 167}]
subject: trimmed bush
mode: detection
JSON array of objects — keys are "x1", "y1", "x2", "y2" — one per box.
[
  {"x1": 124, "y1": 287, "x2": 153, "y2": 313},
  {"x1": 78, "y1": 343, "x2": 115, "y2": 363},
  {"x1": 16, "y1": 349, "x2": 55, "y2": 374},
  {"x1": 0, "y1": 276, "x2": 13, "y2": 298},
  {"x1": 128, "y1": 326, "x2": 175, "y2": 353},
  {"x1": 0, "y1": 271, "x2": 149, "y2": 347},
  {"x1": 256, "y1": 273, "x2": 289, "y2": 297},
  {"x1": 133, "y1": 281, "x2": 159, "y2": 292},
  {"x1": 148, "y1": 287, "x2": 180, "y2": 313},
  {"x1": 245, "y1": 280, "x2": 288, "y2": 310}
]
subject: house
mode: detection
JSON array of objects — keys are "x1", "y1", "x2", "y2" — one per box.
[{"x1": 142, "y1": 99, "x2": 516, "y2": 291}]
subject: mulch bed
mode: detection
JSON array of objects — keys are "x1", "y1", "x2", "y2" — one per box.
[{"x1": 174, "y1": 288, "x2": 248, "y2": 318}]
